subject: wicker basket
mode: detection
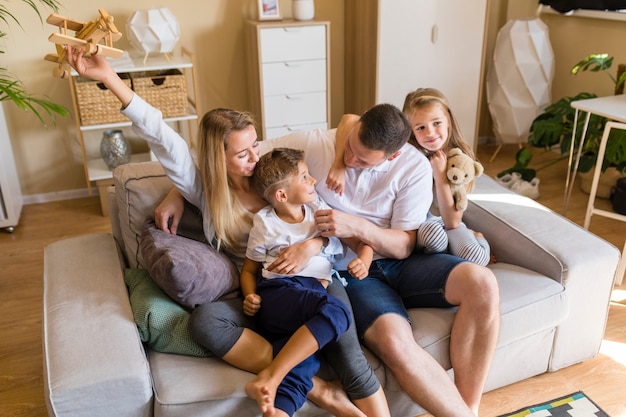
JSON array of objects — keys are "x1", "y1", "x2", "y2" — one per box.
[
  {"x1": 132, "y1": 69, "x2": 188, "y2": 118},
  {"x1": 74, "y1": 74, "x2": 132, "y2": 125}
]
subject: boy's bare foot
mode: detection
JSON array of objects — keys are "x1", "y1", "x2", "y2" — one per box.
[
  {"x1": 246, "y1": 375, "x2": 277, "y2": 416},
  {"x1": 308, "y1": 377, "x2": 366, "y2": 417}
]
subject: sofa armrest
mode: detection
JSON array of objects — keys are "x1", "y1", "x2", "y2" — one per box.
[
  {"x1": 465, "y1": 175, "x2": 619, "y2": 370},
  {"x1": 43, "y1": 233, "x2": 153, "y2": 417}
]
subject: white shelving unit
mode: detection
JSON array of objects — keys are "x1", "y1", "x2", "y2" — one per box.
[
  {"x1": 539, "y1": 5, "x2": 626, "y2": 21},
  {"x1": 68, "y1": 49, "x2": 199, "y2": 214}
]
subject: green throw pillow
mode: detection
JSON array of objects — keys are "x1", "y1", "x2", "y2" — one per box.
[{"x1": 124, "y1": 268, "x2": 212, "y2": 357}]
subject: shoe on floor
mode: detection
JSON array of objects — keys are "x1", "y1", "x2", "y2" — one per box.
[
  {"x1": 495, "y1": 172, "x2": 522, "y2": 189},
  {"x1": 511, "y1": 177, "x2": 540, "y2": 200}
]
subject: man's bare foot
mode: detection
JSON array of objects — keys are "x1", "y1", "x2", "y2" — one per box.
[
  {"x1": 246, "y1": 375, "x2": 277, "y2": 416},
  {"x1": 308, "y1": 377, "x2": 366, "y2": 417}
]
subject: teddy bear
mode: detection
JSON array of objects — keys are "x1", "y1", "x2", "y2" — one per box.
[{"x1": 446, "y1": 147, "x2": 484, "y2": 212}]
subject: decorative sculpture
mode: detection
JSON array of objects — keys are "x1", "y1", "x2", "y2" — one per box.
[{"x1": 486, "y1": 18, "x2": 554, "y2": 151}]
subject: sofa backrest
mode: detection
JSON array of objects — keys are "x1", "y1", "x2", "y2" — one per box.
[{"x1": 111, "y1": 161, "x2": 172, "y2": 268}]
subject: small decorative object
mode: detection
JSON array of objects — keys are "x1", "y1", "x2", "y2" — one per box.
[
  {"x1": 100, "y1": 129, "x2": 131, "y2": 170},
  {"x1": 486, "y1": 18, "x2": 554, "y2": 145},
  {"x1": 446, "y1": 148, "x2": 484, "y2": 212},
  {"x1": 258, "y1": 0, "x2": 282, "y2": 21},
  {"x1": 127, "y1": 8, "x2": 180, "y2": 64},
  {"x1": 292, "y1": 0, "x2": 315, "y2": 21}
]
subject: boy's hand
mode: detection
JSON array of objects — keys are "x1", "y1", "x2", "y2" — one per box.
[
  {"x1": 347, "y1": 258, "x2": 369, "y2": 280},
  {"x1": 243, "y1": 293, "x2": 262, "y2": 316}
]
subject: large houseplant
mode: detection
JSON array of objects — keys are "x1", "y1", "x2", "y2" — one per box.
[
  {"x1": 0, "y1": 0, "x2": 69, "y2": 126},
  {"x1": 499, "y1": 54, "x2": 626, "y2": 181}
]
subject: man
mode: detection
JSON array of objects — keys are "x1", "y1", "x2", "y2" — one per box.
[{"x1": 263, "y1": 103, "x2": 500, "y2": 416}]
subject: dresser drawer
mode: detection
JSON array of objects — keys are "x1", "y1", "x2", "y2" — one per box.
[
  {"x1": 265, "y1": 122, "x2": 329, "y2": 140},
  {"x1": 262, "y1": 60, "x2": 326, "y2": 96},
  {"x1": 263, "y1": 91, "x2": 327, "y2": 128},
  {"x1": 259, "y1": 25, "x2": 326, "y2": 63}
]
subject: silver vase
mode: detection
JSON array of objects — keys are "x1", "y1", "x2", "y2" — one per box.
[{"x1": 100, "y1": 129, "x2": 131, "y2": 170}]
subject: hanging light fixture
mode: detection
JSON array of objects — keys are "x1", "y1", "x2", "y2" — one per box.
[{"x1": 127, "y1": 8, "x2": 180, "y2": 63}]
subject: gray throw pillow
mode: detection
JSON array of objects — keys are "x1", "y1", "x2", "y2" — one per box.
[{"x1": 139, "y1": 220, "x2": 240, "y2": 310}]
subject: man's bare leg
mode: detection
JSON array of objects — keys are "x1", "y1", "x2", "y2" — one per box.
[
  {"x1": 445, "y1": 263, "x2": 500, "y2": 414},
  {"x1": 364, "y1": 314, "x2": 475, "y2": 417}
]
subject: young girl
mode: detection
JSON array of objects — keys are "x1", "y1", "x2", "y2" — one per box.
[{"x1": 402, "y1": 88, "x2": 490, "y2": 266}]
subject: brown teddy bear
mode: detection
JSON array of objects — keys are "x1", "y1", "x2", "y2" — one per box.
[{"x1": 446, "y1": 147, "x2": 484, "y2": 211}]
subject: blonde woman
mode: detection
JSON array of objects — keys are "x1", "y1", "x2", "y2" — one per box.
[{"x1": 65, "y1": 45, "x2": 386, "y2": 417}]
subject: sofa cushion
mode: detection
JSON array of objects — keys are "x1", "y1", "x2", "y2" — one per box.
[
  {"x1": 139, "y1": 221, "x2": 240, "y2": 310},
  {"x1": 124, "y1": 268, "x2": 212, "y2": 357},
  {"x1": 113, "y1": 161, "x2": 172, "y2": 269}
]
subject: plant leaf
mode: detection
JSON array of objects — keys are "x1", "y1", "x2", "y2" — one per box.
[{"x1": 571, "y1": 53, "x2": 613, "y2": 74}]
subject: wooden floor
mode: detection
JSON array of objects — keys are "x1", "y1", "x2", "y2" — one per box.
[{"x1": 0, "y1": 143, "x2": 624, "y2": 417}]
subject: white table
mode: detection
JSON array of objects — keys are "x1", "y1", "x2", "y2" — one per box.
[{"x1": 566, "y1": 95, "x2": 626, "y2": 285}]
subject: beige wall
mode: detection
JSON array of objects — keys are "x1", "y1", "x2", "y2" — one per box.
[
  {"x1": 479, "y1": 0, "x2": 626, "y2": 139},
  {"x1": 4, "y1": 0, "x2": 625, "y2": 198},
  {"x1": 3, "y1": 0, "x2": 343, "y2": 197}
]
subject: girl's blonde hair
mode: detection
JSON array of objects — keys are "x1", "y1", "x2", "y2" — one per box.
[
  {"x1": 402, "y1": 87, "x2": 475, "y2": 159},
  {"x1": 197, "y1": 108, "x2": 256, "y2": 252}
]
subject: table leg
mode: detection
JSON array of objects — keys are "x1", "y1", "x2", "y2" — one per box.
[{"x1": 564, "y1": 110, "x2": 591, "y2": 214}]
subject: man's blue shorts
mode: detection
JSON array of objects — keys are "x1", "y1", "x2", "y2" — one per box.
[{"x1": 339, "y1": 252, "x2": 464, "y2": 338}]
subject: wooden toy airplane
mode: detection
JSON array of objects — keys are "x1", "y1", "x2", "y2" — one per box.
[{"x1": 44, "y1": 9, "x2": 124, "y2": 79}]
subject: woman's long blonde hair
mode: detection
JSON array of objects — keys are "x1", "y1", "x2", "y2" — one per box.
[
  {"x1": 197, "y1": 108, "x2": 256, "y2": 252},
  {"x1": 402, "y1": 88, "x2": 475, "y2": 159}
]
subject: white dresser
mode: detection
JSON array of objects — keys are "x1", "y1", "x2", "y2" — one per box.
[{"x1": 245, "y1": 20, "x2": 330, "y2": 140}]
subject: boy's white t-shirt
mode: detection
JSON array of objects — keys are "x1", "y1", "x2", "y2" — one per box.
[{"x1": 246, "y1": 196, "x2": 344, "y2": 282}]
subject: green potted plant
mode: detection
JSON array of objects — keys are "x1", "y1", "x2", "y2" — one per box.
[
  {"x1": 499, "y1": 54, "x2": 626, "y2": 191},
  {"x1": 0, "y1": 0, "x2": 69, "y2": 126}
]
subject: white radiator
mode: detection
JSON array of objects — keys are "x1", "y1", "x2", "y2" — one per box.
[{"x1": 0, "y1": 104, "x2": 23, "y2": 232}]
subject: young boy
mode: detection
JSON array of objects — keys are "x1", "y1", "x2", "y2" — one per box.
[{"x1": 242, "y1": 147, "x2": 381, "y2": 417}]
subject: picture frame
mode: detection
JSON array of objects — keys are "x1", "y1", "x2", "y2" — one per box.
[{"x1": 258, "y1": 0, "x2": 282, "y2": 21}]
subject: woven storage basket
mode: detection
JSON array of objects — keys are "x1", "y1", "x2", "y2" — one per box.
[
  {"x1": 74, "y1": 74, "x2": 132, "y2": 125},
  {"x1": 132, "y1": 69, "x2": 188, "y2": 118}
]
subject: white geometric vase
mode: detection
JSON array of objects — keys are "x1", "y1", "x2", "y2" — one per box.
[{"x1": 486, "y1": 18, "x2": 555, "y2": 144}]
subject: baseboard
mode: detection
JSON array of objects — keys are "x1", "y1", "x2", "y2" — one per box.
[{"x1": 23, "y1": 188, "x2": 92, "y2": 205}]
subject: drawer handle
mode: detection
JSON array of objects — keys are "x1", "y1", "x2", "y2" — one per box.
[
  {"x1": 285, "y1": 95, "x2": 303, "y2": 100},
  {"x1": 283, "y1": 27, "x2": 303, "y2": 32},
  {"x1": 284, "y1": 62, "x2": 300, "y2": 67}
]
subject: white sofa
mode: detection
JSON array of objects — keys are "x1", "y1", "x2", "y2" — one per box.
[{"x1": 43, "y1": 161, "x2": 620, "y2": 417}]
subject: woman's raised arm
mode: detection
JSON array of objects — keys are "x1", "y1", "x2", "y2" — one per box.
[{"x1": 65, "y1": 45, "x2": 134, "y2": 108}]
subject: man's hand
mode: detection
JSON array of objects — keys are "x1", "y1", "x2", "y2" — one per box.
[
  {"x1": 314, "y1": 209, "x2": 359, "y2": 239},
  {"x1": 243, "y1": 293, "x2": 262, "y2": 316}
]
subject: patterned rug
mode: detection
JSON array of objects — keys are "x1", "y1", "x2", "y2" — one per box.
[{"x1": 499, "y1": 391, "x2": 610, "y2": 417}]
